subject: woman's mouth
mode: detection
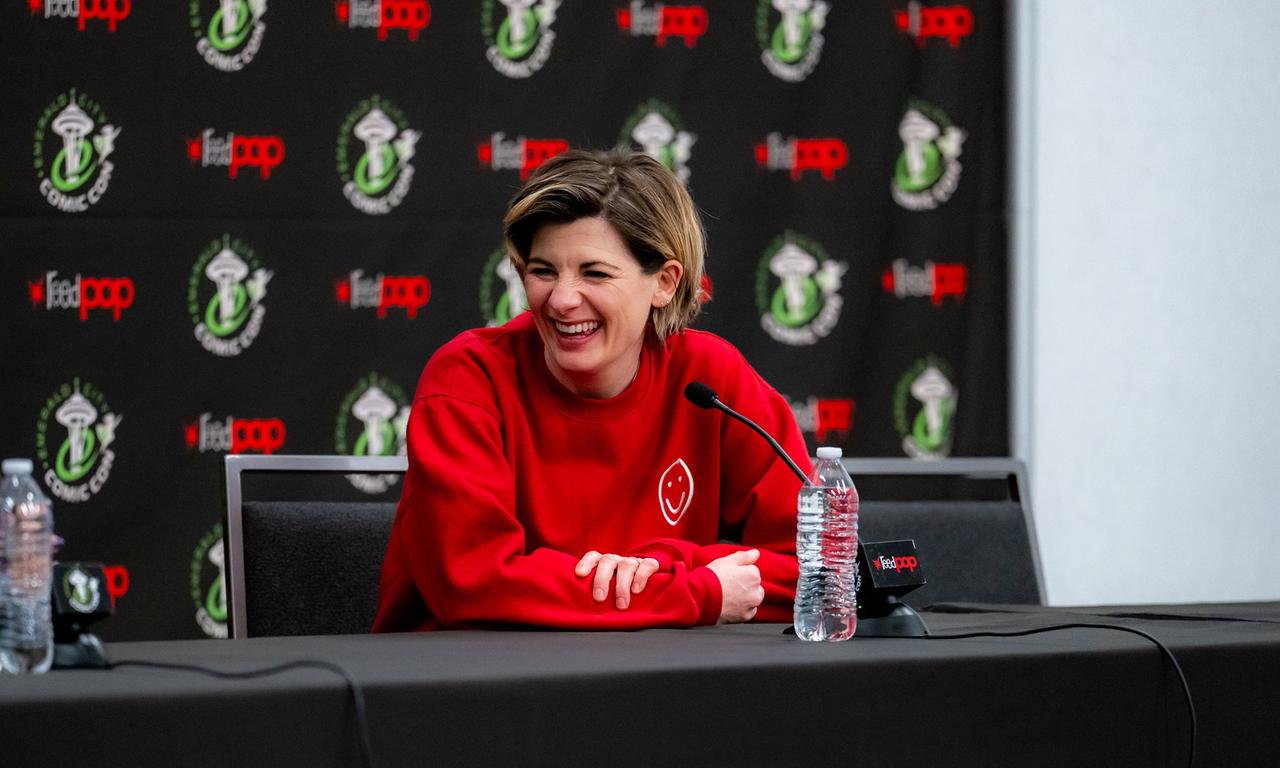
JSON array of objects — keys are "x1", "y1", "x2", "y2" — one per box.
[{"x1": 554, "y1": 320, "x2": 601, "y2": 338}]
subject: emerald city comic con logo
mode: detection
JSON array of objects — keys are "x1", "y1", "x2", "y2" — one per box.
[
  {"x1": 894, "y1": 356, "x2": 958, "y2": 459},
  {"x1": 35, "y1": 378, "x2": 121, "y2": 504},
  {"x1": 33, "y1": 89, "x2": 120, "y2": 213},
  {"x1": 191, "y1": 523, "x2": 227, "y2": 638},
  {"x1": 188, "y1": 235, "x2": 271, "y2": 357},
  {"x1": 336, "y1": 96, "x2": 420, "y2": 215},
  {"x1": 755, "y1": 232, "x2": 847, "y2": 346},
  {"x1": 335, "y1": 374, "x2": 409, "y2": 494},
  {"x1": 190, "y1": 0, "x2": 267, "y2": 72},
  {"x1": 892, "y1": 100, "x2": 966, "y2": 211},
  {"x1": 618, "y1": 100, "x2": 696, "y2": 184},
  {"x1": 479, "y1": 246, "x2": 529, "y2": 326},
  {"x1": 482, "y1": 0, "x2": 559, "y2": 79},
  {"x1": 757, "y1": 0, "x2": 829, "y2": 82}
]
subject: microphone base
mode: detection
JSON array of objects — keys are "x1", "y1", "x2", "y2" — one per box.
[
  {"x1": 52, "y1": 633, "x2": 110, "y2": 670},
  {"x1": 856, "y1": 597, "x2": 930, "y2": 637}
]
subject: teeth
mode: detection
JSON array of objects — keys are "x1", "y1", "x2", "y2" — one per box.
[{"x1": 555, "y1": 320, "x2": 600, "y2": 335}]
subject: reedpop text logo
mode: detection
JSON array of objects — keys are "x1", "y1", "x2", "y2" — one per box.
[
  {"x1": 894, "y1": 2, "x2": 973, "y2": 47},
  {"x1": 33, "y1": 89, "x2": 120, "y2": 213},
  {"x1": 336, "y1": 0, "x2": 430, "y2": 40},
  {"x1": 31, "y1": 0, "x2": 131, "y2": 32},
  {"x1": 616, "y1": 1, "x2": 707, "y2": 47},
  {"x1": 755, "y1": 133, "x2": 847, "y2": 180},
  {"x1": 787, "y1": 395, "x2": 855, "y2": 444},
  {"x1": 185, "y1": 414, "x2": 285, "y2": 454},
  {"x1": 186, "y1": 129, "x2": 284, "y2": 179},
  {"x1": 335, "y1": 270, "x2": 431, "y2": 318},
  {"x1": 477, "y1": 133, "x2": 569, "y2": 179},
  {"x1": 29, "y1": 271, "x2": 134, "y2": 321},
  {"x1": 881, "y1": 259, "x2": 967, "y2": 305},
  {"x1": 35, "y1": 378, "x2": 121, "y2": 503}
]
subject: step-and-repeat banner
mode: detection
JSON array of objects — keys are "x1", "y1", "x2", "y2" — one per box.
[{"x1": 0, "y1": 1, "x2": 1007, "y2": 639}]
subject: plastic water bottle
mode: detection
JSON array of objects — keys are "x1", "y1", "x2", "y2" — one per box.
[
  {"x1": 1, "y1": 459, "x2": 55, "y2": 674},
  {"x1": 793, "y1": 446, "x2": 859, "y2": 642}
]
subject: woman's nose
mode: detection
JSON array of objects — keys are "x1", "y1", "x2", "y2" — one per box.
[{"x1": 548, "y1": 278, "x2": 582, "y2": 312}]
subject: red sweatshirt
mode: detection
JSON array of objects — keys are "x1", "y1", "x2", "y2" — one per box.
[{"x1": 372, "y1": 312, "x2": 810, "y2": 631}]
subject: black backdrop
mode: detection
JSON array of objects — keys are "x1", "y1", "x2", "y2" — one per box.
[{"x1": 0, "y1": 0, "x2": 1007, "y2": 640}]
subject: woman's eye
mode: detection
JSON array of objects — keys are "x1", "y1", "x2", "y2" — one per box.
[
  {"x1": 529, "y1": 267, "x2": 554, "y2": 278},
  {"x1": 585, "y1": 271, "x2": 609, "y2": 280}
]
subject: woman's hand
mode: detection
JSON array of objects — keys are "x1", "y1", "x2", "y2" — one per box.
[
  {"x1": 575, "y1": 551, "x2": 661, "y2": 610},
  {"x1": 706, "y1": 549, "x2": 764, "y2": 624}
]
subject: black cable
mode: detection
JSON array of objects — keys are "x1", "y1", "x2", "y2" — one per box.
[
  {"x1": 109, "y1": 658, "x2": 374, "y2": 768},
  {"x1": 923, "y1": 622, "x2": 1195, "y2": 768}
]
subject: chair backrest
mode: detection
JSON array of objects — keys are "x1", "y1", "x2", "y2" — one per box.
[
  {"x1": 845, "y1": 458, "x2": 1044, "y2": 606},
  {"x1": 224, "y1": 454, "x2": 407, "y2": 639}
]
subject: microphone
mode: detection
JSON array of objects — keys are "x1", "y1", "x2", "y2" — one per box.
[{"x1": 683, "y1": 381, "x2": 810, "y2": 485}]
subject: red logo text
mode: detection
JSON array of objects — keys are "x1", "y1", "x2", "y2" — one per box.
[
  {"x1": 873, "y1": 554, "x2": 919, "y2": 573},
  {"x1": 336, "y1": 270, "x2": 431, "y2": 318},
  {"x1": 29, "y1": 271, "x2": 134, "y2": 321},
  {"x1": 32, "y1": 0, "x2": 131, "y2": 32},
  {"x1": 894, "y1": 2, "x2": 973, "y2": 47},
  {"x1": 881, "y1": 259, "x2": 967, "y2": 306},
  {"x1": 186, "y1": 129, "x2": 285, "y2": 179},
  {"x1": 185, "y1": 414, "x2": 286, "y2": 455},
  {"x1": 755, "y1": 133, "x2": 848, "y2": 180},
  {"x1": 104, "y1": 564, "x2": 129, "y2": 608},
  {"x1": 335, "y1": 0, "x2": 430, "y2": 40},
  {"x1": 477, "y1": 133, "x2": 570, "y2": 180},
  {"x1": 617, "y1": 2, "x2": 707, "y2": 47}
]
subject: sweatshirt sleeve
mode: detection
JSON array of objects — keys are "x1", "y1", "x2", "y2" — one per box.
[
  {"x1": 376, "y1": 352, "x2": 722, "y2": 630},
  {"x1": 628, "y1": 354, "x2": 808, "y2": 623}
]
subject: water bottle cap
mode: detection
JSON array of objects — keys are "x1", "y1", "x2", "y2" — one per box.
[
  {"x1": 2, "y1": 458, "x2": 34, "y2": 476},
  {"x1": 815, "y1": 446, "x2": 843, "y2": 460}
]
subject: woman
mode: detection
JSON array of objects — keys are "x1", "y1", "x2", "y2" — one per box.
[{"x1": 373, "y1": 149, "x2": 810, "y2": 631}]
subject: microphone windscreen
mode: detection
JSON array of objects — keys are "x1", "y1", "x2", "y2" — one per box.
[{"x1": 684, "y1": 381, "x2": 719, "y2": 409}]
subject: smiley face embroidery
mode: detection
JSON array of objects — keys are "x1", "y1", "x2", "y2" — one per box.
[{"x1": 658, "y1": 458, "x2": 694, "y2": 525}]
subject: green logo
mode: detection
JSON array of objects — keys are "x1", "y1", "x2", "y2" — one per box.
[
  {"x1": 482, "y1": 0, "x2": 559, "y2": 77},
  {"x1": 191, "y1": 523, "x2": 228, "y2": 638},
  {"x1": 64, "y1": 566, "x2": 102, "y2": 614},
  {"x1": 618, "y1": 99, "x2": 696, "y2": 184},
  {"x1": 35, "y1": 378, "x2": 120, "y2": 503},
  {"x1": 757, "y1": 0, "x2": 829, "y2": 81},
  {"x1": 336, "y1": 373, "x2": 409, "y2": 495},
  {"x1": 893, "y1": 356, "x2": 958, "y2": 459},
  {"x1": 337, "y1": 96, "x2": 420, "y2": 215},
  {"x1": 479, "y1": 246, "x2": 529, "y2": 326},
  {"x1": 892, "y1": 99, "x2": 966, "y2": 210},
  {"x1": 33, "y1": 89, "x2": 120, "y2": 213},
  {"x1": 755, "y1": 231, "x2": 847, "y2": 346},
  {"x1": 191, "y1": 0, "x2": 268, "y2": 72},
  {"x1": 188, "y1": 234, "x2": 271, "y2": 357}
]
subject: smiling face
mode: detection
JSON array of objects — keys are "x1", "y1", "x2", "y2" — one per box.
[{"x1": 524, "y1": 217, "x2": 682, "y2": 399}]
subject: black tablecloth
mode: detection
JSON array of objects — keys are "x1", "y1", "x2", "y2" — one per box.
[{"x1": 3, "y1": 604, "x2": 1279, "y2": 767}]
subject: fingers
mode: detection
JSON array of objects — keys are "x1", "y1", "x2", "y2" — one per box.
[
  {"x1": 592, "y1": 555, "x2": 619, "y2": 602},
  {"x1": 574, "y1": 551, "x2": 602, "y2": 578},
  {"x1": 614, "y1": 557, "x2": 640, "y2": 609},
  {"x1": 736, "y1": 548, "x2": 760, "y2": 565},
  {"x1": 632, "y1": 558, "x2": 659, "y2": 594}
]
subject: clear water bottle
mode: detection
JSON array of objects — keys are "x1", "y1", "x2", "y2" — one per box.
[
  {"x1": 1, "y1": 459, "x2": 54, "y2": 674},
  {"x1": 793, "y1": 446, "x2": 859, "y2": 642}
]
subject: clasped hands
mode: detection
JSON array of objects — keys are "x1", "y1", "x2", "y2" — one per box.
[{"x1": 574, "y1": 549, "x2": 764, "y2": 623}]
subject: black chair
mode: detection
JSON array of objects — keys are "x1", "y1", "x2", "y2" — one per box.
[
  {"x1": 846, "y1": 458, "x2": 1044, "y2": 607},
  {"x1": 223, "y1": 455, "x2": 407, "y2": 639}
]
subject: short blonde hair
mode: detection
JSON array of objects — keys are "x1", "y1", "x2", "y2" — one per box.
[{"x1": 503, "y1": 148, "x2": 706, "y2": 340}]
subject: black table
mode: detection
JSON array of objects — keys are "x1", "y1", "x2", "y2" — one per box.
[{"x1": 3, "y1": 604, "x2": 1279, "y2": 767}]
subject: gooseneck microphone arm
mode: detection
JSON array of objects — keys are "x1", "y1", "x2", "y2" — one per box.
[{"x1": 684, "y1": 381, "x2": 811, "y2": 486}]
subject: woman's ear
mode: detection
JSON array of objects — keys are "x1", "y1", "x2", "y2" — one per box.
[{"x1": 652, "y1": 259, "x2": 684, "y2": 308}]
